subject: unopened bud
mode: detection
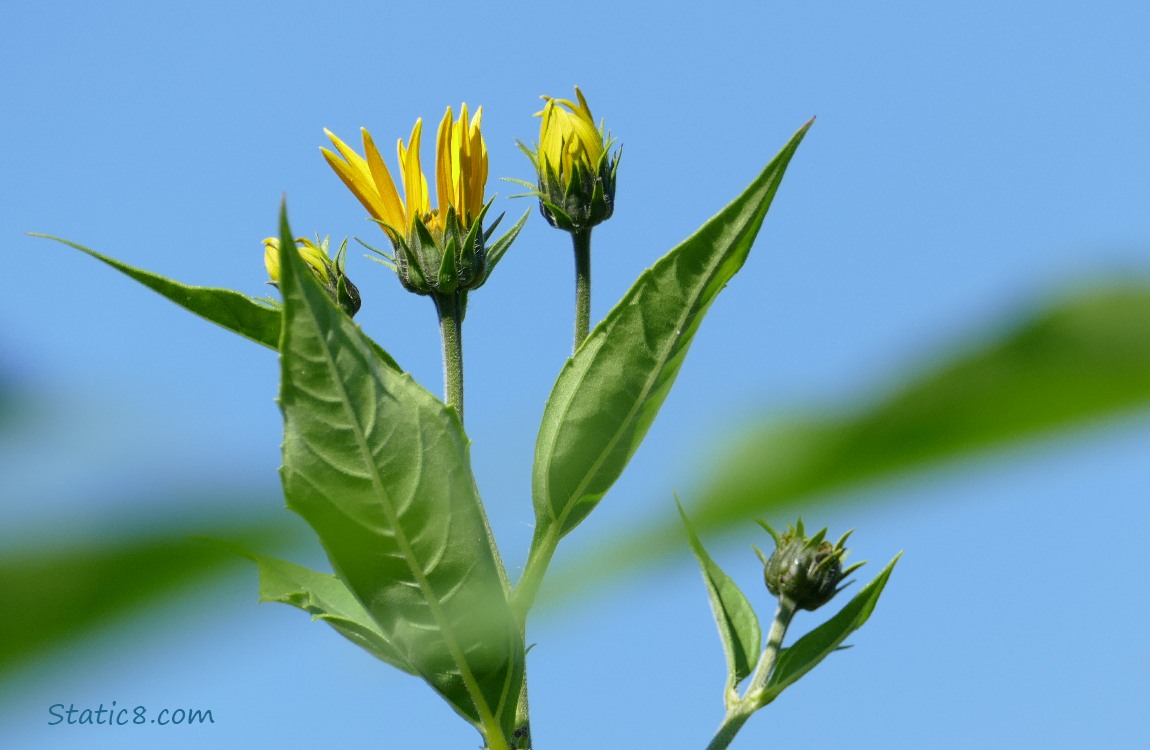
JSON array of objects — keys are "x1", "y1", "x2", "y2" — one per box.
[{"x1": 756, "y1": 519, "x2": 863, "y2": 611}]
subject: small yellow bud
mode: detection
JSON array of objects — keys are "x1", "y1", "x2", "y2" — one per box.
[
  {"x1": 528, "y1": 86, "x2": 619, "y2": 233},
  {"x1": 263, "y1": 237, "x2": 331, "y2": 285},
  {"x1": 262, "y1": 236, "x2": 360, "y2": 318}
]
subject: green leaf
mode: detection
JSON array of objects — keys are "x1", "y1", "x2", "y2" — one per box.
[
  {"x1": 34, "y1": 233, "x2": 401, "y2": 371},
  {"x1": 758, "y1": 554, "x2": 900, "y2": 706},
  {"x1": 34, "y1": 234, "x2": 283, "y2": 349},
  {"x1": 545, "y1": 281, "x2": 1150, "y2": 596},
  {"x1": 531, "y1": 119, "x2": 812, "y2": 543},
  {"x1": 274, "y1": 206, "x2": 524, "y2": 740},
  {"x1": 0, "y1": 514, "x2": 294, "y2": 675},
  {"x1": 678, "y1": 500, "x2": 761, "y2": 695},
  {"x1": 254, "y1": 554, "x2": 414, "y2": 674}
]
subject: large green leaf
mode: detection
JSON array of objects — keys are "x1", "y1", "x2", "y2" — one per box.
[
  {"x1": 255, "y1": 554, "x2": 414, "y2": 673},
  {"x1": 528, "y1": 120, "x2": 811, "y2": 549},
  {"x1": 758, "y1": 554, "x2": 900, "y2": 705},
  {"x1": 544, "y1": 280, "x2": 1150, "y2": 596},
  {"x1": 274, "y1": 208, "x2": 523, "y2": 740},
  {"x1": 678, "y1": 500, "x2": 761, "y2": 697}
]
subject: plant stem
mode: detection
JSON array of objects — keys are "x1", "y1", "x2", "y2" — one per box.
[
  {"x1": 571, "y1": 228, "x2": 592, "y2": 351},
  {"x1": 433, "y1": 290, "x2": 465, "y2": 422},
  {"x1": 705, "y1": 598, "x2": 797, "y2": 750},
  {"x1": 704, "y1": 708, "x2": 753, "y2": 750},
  {"x1": 747, "y1": 597, "x2": 796, "y2": 697}
]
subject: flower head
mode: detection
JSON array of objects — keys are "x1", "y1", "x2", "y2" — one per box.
[
  {"x1": 523, "y1": 86, "x2": 619, "y2": 233},
  {"x1": 323, "y1": 105, "x2": 520, "y2": 297}
]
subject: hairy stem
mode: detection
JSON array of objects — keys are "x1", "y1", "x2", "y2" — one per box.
[
  {"x1": 572, "y1": 228, "x2": 592, "y2": 351},
  {"x1": 433, "y1": 291, "x2": 465, "y2": 422}
]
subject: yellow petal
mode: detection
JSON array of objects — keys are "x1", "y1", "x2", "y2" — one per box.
[
  {"x1": 436, "y1": 106, "x2": 454, "y2": 216},
  {"x1": 321, "y1": 146, "x2": 388, "y2": 220},
  {"x1": 322, "y1": 128, "x2": 398, "y2": 228},
  {"x1": 360, "y1": 128, "x2": 405, "y2": 231},
  {"x1": 398, "y1": 118, "x2": 429, "y2": 225},
  {"x1": 263, "y1": 237, "x2": 280, "y2": 282}
]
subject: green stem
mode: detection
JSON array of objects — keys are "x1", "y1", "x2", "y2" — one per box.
[
  {"x1": 704, "y1": 708, "x2": 753, "y2": 750},
  {"x1": 705, "y1": 598, "x2": 797, "y2": 750},
  {"x1": 747, "y1": 597, "x2": 796, "y2": 698},
  {"x1": 433, "y1": 291, "x2": 465, "y2": 422},
  {"x1": 571, "y1": 228, "x2": 592, "y2": 351}
]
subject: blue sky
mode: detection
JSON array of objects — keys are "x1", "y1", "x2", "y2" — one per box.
[{"x1": 2, "y1": 1, "x2": 1148, "y2": 747}]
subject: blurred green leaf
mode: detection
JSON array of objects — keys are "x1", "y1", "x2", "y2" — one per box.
[
  {"x1": 275, "y1": 208, "x2": 524, "y2": 739},
  {"x1": 760, "y1": 554, "x2": 900, "y2": 705},
  {"x1": 678, "y1": 500, "x2": 761, "y2": 695},
  {"x1": 0, "y1": 517, "x2": 292, "y2": 675},
  {"x1": 550, "y1": 281, "x2": 1150, "y2": 593},
  {"x1": 0, "y1": 373, "x2": 19, "y2": 432}
]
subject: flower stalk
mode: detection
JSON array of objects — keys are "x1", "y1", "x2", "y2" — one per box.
[
  {"x1": 705, "y1": 598, "x2": 796, "y2": 750},
  {"x1": 572, "y1": 228, "x2": 592, "y2": 348},
  {"x1": 434, "y1": 290, "x2": 466, "y2": 420}
]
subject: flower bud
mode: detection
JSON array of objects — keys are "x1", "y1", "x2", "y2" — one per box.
[
  {"x1": 756, "y1": 519, "x2": 863, "y2": 611},
  {"x1": 524, "y1": 87, "x2": 619, "y2": 233},
  {"x1": 263, "y1": 235, "x2": 361, "y2": 318}
]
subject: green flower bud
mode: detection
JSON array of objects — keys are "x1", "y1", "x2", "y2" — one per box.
[{"x1": 756, "y1": 519, "x2": 863, "y2": 612}]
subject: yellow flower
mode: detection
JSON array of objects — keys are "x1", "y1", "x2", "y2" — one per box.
[
  {"x1": 537, "y1": 87, "x2": 604, "y2": 182},
  {"x1": 322, "y1": 104, "x2": 487, "y2": 239},
  {"x1": 321, "y1": 105, "x2": 518, "y2": 298}
]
